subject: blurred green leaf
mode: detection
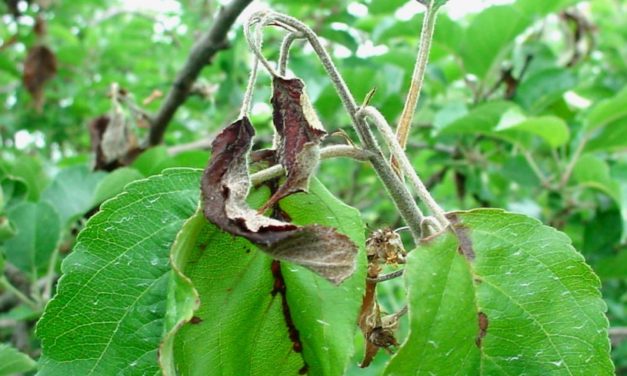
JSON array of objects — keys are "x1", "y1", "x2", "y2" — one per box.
[
  {"x1": 42, "y1": 166, "x2": 107, "y2": 226},
  {"x1": 514, "y1": 68, "x2": 578, "y2": 114},
  {"x1": 0, "y1": 177, "x2": 28, "y2": 210},
  {"x1": 573, "y1": 154, "x2": 620, "y2": 203},
  {"x1": 584, "y1": 87, "x2": 627, "y2": 132},
  {"x1": 437, "y1": 101, "x2": 514, "y2": 136},
  {"x1": 461, "y1": 6, "x2": 531, "y2": 80},
  {"x1": 498, "y1": 116, "x2": 570, "y2": 148},
  {"x1": 4, "y1": 201, "x2": 61, "y2": 275},
  {"x1": 0, "y1": 343, "x2": 37, "y2": 376},
  {"x1": 92, "y1": 167, "x2": 144, "y2": 205}
]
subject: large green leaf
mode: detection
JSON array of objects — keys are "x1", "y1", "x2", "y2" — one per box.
[
  {"x1": 167, "y1": 179, "x2": 366, "y2": 376},
  {"x1": 36, "y1": 169, "x2": 200, "y2": 375},
  {"x1": 385, "y1": 209, "x2": 613, "y2": 375},
  {"x1": 0, "y1": 343, "x2": 37, "y2": 375},
  {"x1": 461, "y1": 6, "x2": 531, "y2": 80},
  {"x1": 41, "y1": 165, "x2": 107, "y2": 226},
  {"x1": 4, "y1": 201, "x2": 61, "y2": 275}
]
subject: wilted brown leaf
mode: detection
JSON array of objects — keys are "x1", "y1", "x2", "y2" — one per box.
[
  {"x1": 23, "y1": 44, "x2": 57, "y2": 111},
  {"x1": 258, "y1": 77, "x2": 327, "y2": 213},
  {"x1": 88, "y1": 111, "x2": 139, "y2": 171},
  {"x1": 201, "y1": 117, "x2": 357, "y2": 284}
]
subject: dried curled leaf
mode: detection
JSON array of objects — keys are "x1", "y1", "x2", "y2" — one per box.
[
  {"x1": 201, "y1": 117, "x2": 357, "y2": 284},
  {"x1": 259, "y1": 77, "x2": 327, "y2": 212},
  {"x1": 88, "y1": 112, "x2": 139, "y2": 171},
  {"x1": 23, "y1": 44, "x2": 57, "y2": 111}
]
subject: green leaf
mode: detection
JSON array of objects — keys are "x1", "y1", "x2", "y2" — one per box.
[
  {"x1": 4, "y1": 202, "x2": 61, "y2": 275},
  {"x1": 0, "y1": 215, "x2": 16, "y2": 242},
  {"x1": 497, "y1": 116, "x2": 571, "y2": 148},
  {"x1": 584, "y1": 118, "x2": 627, "y2": 153},
  {"x1": 584, "y1": 87, "x2": 627, "y2": 132},
  {"x1": 8, "y1": 156, "x2": 47, "y2": 201},
  {"x1": 572, "y1": 154, "x2": 621, "y2": 203},
  {"x1": 41, "y1": 166, "x2": 107, "y2": 226},
  {"x1": 385, "y1": 209, "x2": 613, "y2": 375},
  {"x1": 369, "y1": 0, "x2": 407, "y2": 15},
  {"x1": 439, "y1": 104, "x2": 569, "y2": 148},
  {"x1": 132, "y1": 147, "x2": 210, "y2": 177},
  {"x1": 36, "y1": 169, "x2": 200, "y2": 375},
  {"x1": 131, "y1": 146, "x2": 170, "y2": 176},
  {"x1": 612, "y1": 162, "x2": 627, "y2": 243},
  {"x1": 167, "y1": 178, "x2": 366, "y2": 376},
  {"x1": 0, "y1": 343, "x2": 37, "y2": 375},
  {"x1": 92, "y1": 167, "x2": 144, "y2": 205},
  {"x1": 514, "y1": 68, "x2": 578, "y2": 114},
  {"x1": 0, "y1": 177, "x2": 28, "y2": 210},
  {"x1": 461, "y1": 6, "x2": 531, "y2": 80},
  {"x1": 437, "y1": 101, "x2": 514, "y2": 136}
]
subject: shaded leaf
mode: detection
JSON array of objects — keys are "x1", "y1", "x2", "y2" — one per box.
[
  {"x1": 201, "y1": 117, "x2": 356, "y2": 284},
  {"x1": 36, "y1": 169, "x2": 200, "y2": 375},
  {"x1": 4, "y1": 201, "x2": 60, "y2": 275},
  {"x1": 385, "y1": 209, "x2": 613, "y2": 375}
]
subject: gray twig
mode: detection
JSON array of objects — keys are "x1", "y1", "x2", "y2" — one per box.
[{"x1": 147, "y1": 0, "x2": 254, "y2": 146}]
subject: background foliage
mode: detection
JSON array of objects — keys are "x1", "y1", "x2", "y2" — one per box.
[{"x1": 0, "y1": 0, "x2": 625, "y2": 374}]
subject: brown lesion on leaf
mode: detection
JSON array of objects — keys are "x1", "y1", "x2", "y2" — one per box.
[
  {"x1": 188, "y1": 316, "x2": 203, "y2": 325},
  {"x1": 446, "y1": 213, "x2": 475, "y2": 261},
  {"x1": 476, "y1": 311, "x2": 489, "y2": 348},
  {"x1": 270, "y1": 260, "x2": 308, "y2": 372}
]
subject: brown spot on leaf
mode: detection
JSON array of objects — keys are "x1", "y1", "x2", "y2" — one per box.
[
  {"x1": 476, "y1": 312, "x2": 489, "y2": 347},
  {"x1": 189, "y1": 316, "x2": 203, "y2": 325},
  {"x1": 201, "y1": 117, "x2": 357, "y2": 284},
  {"x1": 446, "y1": 213, "x2": 475, "y2": 261}
]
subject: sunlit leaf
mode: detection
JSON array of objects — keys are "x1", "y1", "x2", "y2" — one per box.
[{"x1": 385, "y1": 209, "x2": 613, "y2": 375}]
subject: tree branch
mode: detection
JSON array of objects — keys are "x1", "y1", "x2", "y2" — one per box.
[{"x1": 146, "y1": 0, "x2": 254, "y2": 146}]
